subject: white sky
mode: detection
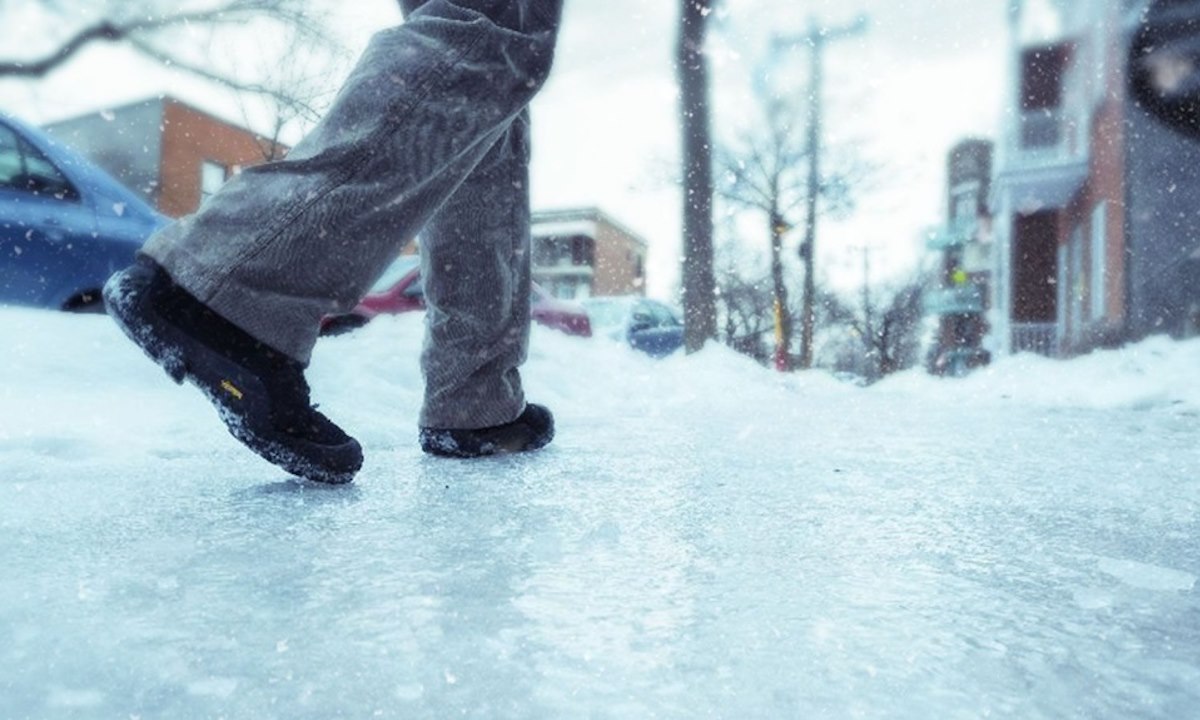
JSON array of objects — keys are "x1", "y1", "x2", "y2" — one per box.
[{"x1": 0, "y1": 0, "x2": 1009, "y2": 299}]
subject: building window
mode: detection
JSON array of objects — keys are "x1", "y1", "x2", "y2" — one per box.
[
  {"x1": 954, "y1": 194, "x2": 976, "y2": 225},
  {"x1": 200, "y1": 161, "x2": 227, "y2": 201},
  {"x1": 550, "y1": 279, "x2": 584, "y2": 301},
  {"x1": 1091, "y1": 201, "x2": 1107, "y2": 322},
  {"x1": 951, "y1": 182, "x2": 980, "y2": 234},
  {"x1": 1019, "y1": 43, "x2": 1072, "y2": 149}
]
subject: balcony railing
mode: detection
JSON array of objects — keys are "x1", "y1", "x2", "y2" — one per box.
[
  {"x1": 533, "y1": 263, "x2": 595, "y2": 278},
  {"x1": 1010, "y1": 108, "x2": 1081, "y2": 166},
  {"x1": 924, "y1": 285, "x2": 985, "y2": 315},
  {"x1": 926, "y1": 218, "x2": 979, "y2": 251},
  {"x1": 1011, "y1": 322, "x2": 1058, "y2": 356},
  {"x1": 997, "y1": 107, "x2": 1089, "y2": 207},
  {"x1": 927, "y1": 228, "x2": 963, "y2": 251},
  {"x1": 1021, "y1": 109, "x2": 1061, "y2": 148}
]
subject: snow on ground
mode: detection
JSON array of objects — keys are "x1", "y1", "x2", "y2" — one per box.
[{"x1": 1, "y1": 305, "x2": 1198, "y2": 719}]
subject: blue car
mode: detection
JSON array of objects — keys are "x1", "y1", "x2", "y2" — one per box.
[
  {"x1": 0, "y1": 113, "x2": 165, "y2": 311},
  {"x1": 582, "y1": 296, "x2": 685, "y2": 358}
]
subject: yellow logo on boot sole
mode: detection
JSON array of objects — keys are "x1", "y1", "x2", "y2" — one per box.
[{"x1": 220, "y1": 380, "x2": 244, "y2": 400}]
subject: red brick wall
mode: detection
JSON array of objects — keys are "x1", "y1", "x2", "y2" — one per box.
[
  {"x1": 157, "y1": 100, "x2": 286, "y2": 218},
  {"x1": 1090, "y1": 98, "x2": 1127, "y2": 327},
  {"x1": 591, "y1": 219, "x2": 645, "y2": 296},
  {"x1": 1058, "y1": 41, "x2": 1127, "y2": 346}
]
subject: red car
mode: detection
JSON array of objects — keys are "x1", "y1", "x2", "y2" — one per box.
[{"x1": 320, "y1": 255, "x2": 592, "y2": 338}]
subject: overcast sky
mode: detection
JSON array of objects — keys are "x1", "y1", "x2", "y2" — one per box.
[{"x1": 0, "y1": 0, "x2": 1009, "y2": 298}]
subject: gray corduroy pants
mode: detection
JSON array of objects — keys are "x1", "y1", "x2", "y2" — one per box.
[{"x1": 141, "y1": 0, "x2": 562, "y2": 430}]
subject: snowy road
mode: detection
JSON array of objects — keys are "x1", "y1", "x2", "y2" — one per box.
[{"x1": 2, "y1": 307, "x2": 1199, "y2": 719}]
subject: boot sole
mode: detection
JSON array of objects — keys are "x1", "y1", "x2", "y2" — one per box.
[
  {"x1": 103, "y1": 271, "x2": 358, "y2": 484},
  {"x1": 419, "y1": 407, "x2": 554, "y2": 459}
]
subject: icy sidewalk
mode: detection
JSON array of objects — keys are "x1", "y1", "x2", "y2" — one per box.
[{"x1": 1, "y1": 307, "x2": 1198, "y2": 719}]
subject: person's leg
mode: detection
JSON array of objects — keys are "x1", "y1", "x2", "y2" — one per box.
[
  {"x1": 399, "y1": 0, "x2": 547, "y2": 448},
  {"x1": 418, "y1": 109, "x2": 532, "y2": 430},
  {"x1": 416, "y1": 108, "x2": 555, "y2": 457},
  {"x1": 106, "y1": 0, "x2": 563, "y2": 480},
  {"x1": 142, "y1": 0, "x2": 562, "y2": 365}
]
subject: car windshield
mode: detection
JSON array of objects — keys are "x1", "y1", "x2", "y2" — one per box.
[
  {"x1": 644, "y1": 301, "x2": 681, "y2": 326},
  {"x1": 369, "y1": 255, "x2": 420, "y2": 293},
  {"x1": 582, "y1": 298, "x2": 634, "y2": 329}
]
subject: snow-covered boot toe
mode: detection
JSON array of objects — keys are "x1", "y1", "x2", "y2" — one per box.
[{"x1": 103, "y1": 255, "x2": 363, "y2": 484}]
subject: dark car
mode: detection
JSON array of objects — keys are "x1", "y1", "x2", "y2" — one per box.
[
  {"x1": 581, "y1": 296, "x2": 685, "y2": 358},
  {"x1": 320, "y1": 255, "x2": 593, "y2": 338},
  {"x1": 0, "y1": 113, "x2": 166, "y2": 311}
]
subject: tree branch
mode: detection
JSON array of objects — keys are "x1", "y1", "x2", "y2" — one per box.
[
  {"x1": 0, "y1": 1, "x2": 319, "y2": 80},
  {"x1": 127, "y1": 36, "x2": 322, "y2": 120},
  {"x1": 0, "y1": 20, "x2": 123, "y2": 77}
]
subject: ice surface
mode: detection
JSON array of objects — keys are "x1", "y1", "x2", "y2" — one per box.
[{"x1": 1, "y1": 306, "x2": 1198, "y2": 718}]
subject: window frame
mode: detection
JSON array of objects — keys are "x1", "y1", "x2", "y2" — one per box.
[
  {"x1": 0, "y1": 122, "x2": 81, "y2": 203},
  {"x1": 200, "y1": 160, "x2": 228, "y2": 202}
]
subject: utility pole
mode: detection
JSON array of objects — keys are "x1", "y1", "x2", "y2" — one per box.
[
  {"x1": 776, "y1": 15, "x2": 867, "y2": 369},
  {"x1": 770, "y1": 211, "x2": 792, "y2": 371},
  {"x1": 677, "y1": 0, "x2": 718, "y2": 353}
]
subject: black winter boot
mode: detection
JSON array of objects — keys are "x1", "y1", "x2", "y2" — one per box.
[
  {"x1": 420, "y1": 403, "x2": 554, "y2": 458},
  {"x1": 103, "y1": 255, "x2": 363, "y2": 484}
]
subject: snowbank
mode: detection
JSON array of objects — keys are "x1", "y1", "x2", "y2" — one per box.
[
  {"x1": 878, "y1": 335, "x2": 1200, "y2": 412},
  {"x1": 4, "y1": 301, "x2": 1196, "y2": 487},
  {"x1": 4, "y1": 305, "x2": 1198, "y2": 463}
]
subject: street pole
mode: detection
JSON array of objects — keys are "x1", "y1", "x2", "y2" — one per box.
[
  {"x1": 777, "y1": 15, "x2": 867, "y2": 369},
  {"x1": 769, "y1": 211, "x2": 792, "y2": 371},
  {"x1": 799, "y1": 20, "x2": 823, "y2": 370}
]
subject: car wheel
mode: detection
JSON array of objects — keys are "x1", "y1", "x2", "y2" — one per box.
[
  {"x1": 320, "y1": 314, "x2": 369, "y2": 337},
  {"x1": 63, "y1": 290, "x2": 106, "y2": 313}
]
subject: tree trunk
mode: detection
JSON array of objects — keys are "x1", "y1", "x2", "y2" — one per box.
[{"x1": 677, "y1": 0, "x2": 717, "y2": 353}]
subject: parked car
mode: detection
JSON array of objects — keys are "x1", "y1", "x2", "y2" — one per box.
[
  {"x1": 581, "y1": 296, "x2": 685, "y2": 358},
  {"x1": 0, "y1": 113, "x2": 166, "y2": 311},
  {"x1": 320, "y1": 255, "x2": 592, "y2": 338}
]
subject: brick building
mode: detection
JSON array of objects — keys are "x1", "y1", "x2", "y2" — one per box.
[
  {"x1": 529, "y1": 207, "x2": 648, "y2": 299},
  {"x1": 926, "y1": 139, "x2": 994, "y2": 375},
  {"x1": 44, "y1": 96, "x2": 287, "y2": 218}
]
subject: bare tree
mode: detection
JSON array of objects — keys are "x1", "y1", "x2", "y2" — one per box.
[
  {"x1": 677, "y1": 0, "x2": 718, "y2": 353},
  {"x1": 717, "y1": 91, "x2": 873, "y2": 371},
  {"x1": 0, "y1": 0, "x2": 331, "y2": 111},
  {"x1": 718, "y1": 98, "x2": 806, "y2": 370},
  {"x1": 865, "y1": 281, "x2": 925, "y2": 377},
  {"x1": 232, "y1": 19, "x2": 348, "y2": 162},
  {"x1": 717, "y1": 268, "x2": 774, "y2": 364},
  {"x1": 821, "y1": 270, "x2": 927, "y2": 382}
]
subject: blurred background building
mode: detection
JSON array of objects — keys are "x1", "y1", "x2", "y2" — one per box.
[
  {"x1": 991, "y1": 0, "x2": 1200, "y2": 358},
  {"x1": 44, "y1": 96, "x2": 286, "y2": 219},
  {"x1": 530, "y1": 207, "x2": 648, "y2": 300},
  {"x1": 927, "y1": 138, "x2": 994, "y2": 375}
]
